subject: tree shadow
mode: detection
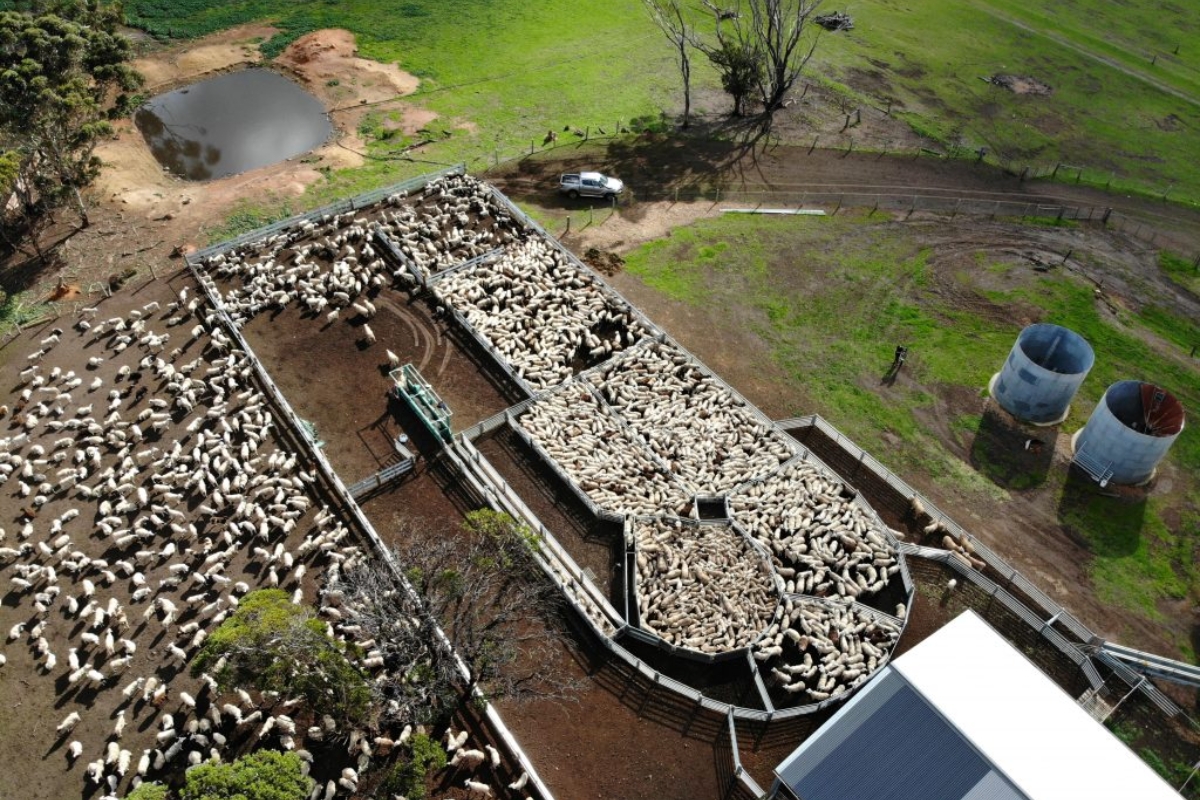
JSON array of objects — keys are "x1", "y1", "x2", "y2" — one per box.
[
  {"x1": 968, "y1": 406, "x2": 1055, "y2": 490},
  {"x1": 0, "y1": 213, "x2": 81, "y2": 296},
  {"x1": 1056, "y1": 468, "x2": 1147, "y2": 558},
  {"x1": 502, "y1": 116, "x2": 777, "y2": 205}
]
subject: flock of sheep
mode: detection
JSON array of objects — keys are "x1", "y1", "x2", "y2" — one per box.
[
  {"x1": 729, "y1": 461, "x2": 903, "y2": 605},
  {"x1": 509, "y1": 338, "x2": 905, "y2": 675},
  {"x1": 587, "y1": 342, "x2": 796, "y2": 493},
  {"x1": 199, "y1": 174, "x2": 525, "y2": 328},
  {"x1": 753, "y1": 597, "x2": 903, "y2": 702},
  {"x1": 631, "y1": 518, "x2": 777, "y2": 653},
  {"x1": 515, "y1": 384, "x2": 693, "y2": 517},
  {"x1": 433, "y1": 239, "x2": 650, "y2": 390},
  {"x1": 0, "y1": 291, "x2": 398, "y2": 798}
]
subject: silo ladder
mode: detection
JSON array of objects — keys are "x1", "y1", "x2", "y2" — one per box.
[{"x1": 1072, "y1": 445, "x2": 1114, "y2": 487}]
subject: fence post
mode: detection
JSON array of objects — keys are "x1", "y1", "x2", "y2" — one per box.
[
  {"x1": 1020, "y1": 166, "x2": 1029, "y2": 182},
  {"x1": 1102, "y1": 207, "x2": 1112, "y2": 224},
  {"x1": 1052, "y1": 163, "x2": 1061, "y2": 179},
  {"x1": 809, "y1": 135, "x2": 818, "y2": 154},
  {"x1": 585, "y1": 126, "x2": 589, "y2": 140},
  {"x1": 844, "y1": 138, "x2": 854, "y2": 157}
]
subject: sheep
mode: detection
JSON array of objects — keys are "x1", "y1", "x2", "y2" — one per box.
[
  {"x1": 57, "y1": 711, "x2": 82, "y2": 734},
  {"x1": 464, "y1": 778, "x2": 493, "y2": 797},
  {"x1": 361, "y1": 324, "x2": 376, "y2": 344},
  {"x1": 451, "y1": 748, "x2": 487, "y2": 770}
]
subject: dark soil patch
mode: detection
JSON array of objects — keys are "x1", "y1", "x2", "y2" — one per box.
[
  {"x1": 991, "y1": 73, "x2": 1054, "y2": 96},
  {"x1": 581, "y1": 247, "x2": 625, "y2": 276},
  {"x1": 1157, "y1": 114, "x2": 1185, "y2": 132}
]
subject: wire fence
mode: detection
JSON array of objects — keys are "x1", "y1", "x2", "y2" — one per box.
[
  {"x1": 778, "y1": 414, "x2": 1184, "y2": 720},
  {"x1": 185, "y1": 180, "x2": 560, "y2": 800},
  {"x1": 478, "y1": 116, "x2": 1199, "y2": 257}
]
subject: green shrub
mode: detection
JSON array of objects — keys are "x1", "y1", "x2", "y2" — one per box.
[
  {"x1": 381, "y1": 733, "x2": 447, "y2": 800},
  {"x1": 127, "y1": 783, "x2": 170, "y2": 800},
  {"x1": 182, "y1": 751, "x2": 312, "y2": 800},
  {"x1": 192, "y1": 589, "x2": 372, "y2": 724}
]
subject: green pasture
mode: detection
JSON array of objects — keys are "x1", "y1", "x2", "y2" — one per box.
[
  {"x1": 121, "y1": 0, "x2": 1200, "y2": 204},
  {"x1": 623, "y1": 212, "x2": 1200, "y2": 632},
  {"x1": 811, "y1": 0, "x2": 1200, "y2": 202},
  {"x1": 124, "y1": 0, "x2": 685, "y2": 202}
]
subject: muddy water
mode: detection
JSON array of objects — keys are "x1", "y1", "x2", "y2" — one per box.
[{"x1": 134, "y1": 68, "x2": 333, "y2": 181}]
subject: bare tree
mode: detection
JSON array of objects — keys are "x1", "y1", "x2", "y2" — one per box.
[
  {"x1": 331, "y1": 511, "x2": 581, "y2": 727},
  {"x1": 643, "y1": 0, "x2": 695, "y2": 128},
  {"x1": 701, "y1": 0, "x2": 824, "y2": 123}
]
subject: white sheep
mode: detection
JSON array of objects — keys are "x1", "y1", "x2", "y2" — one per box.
[{"x1": 464, "y1": 778, "x2": 493, "y2": 797}]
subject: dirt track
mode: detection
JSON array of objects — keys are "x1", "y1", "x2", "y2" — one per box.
[{"x1": 489, "y1": 137, "x2": 1200, "y2": 253}]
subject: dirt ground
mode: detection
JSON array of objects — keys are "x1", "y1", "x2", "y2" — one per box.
[
  {"x1": 81, "y1": 26, "x2": 429, "y2": 280},
  {"x1": 0, "y1": 273, "x2": 358, "y2": 800},
  {"x1": 214, "y1": 271, "x2": 728, "y2": 800}
]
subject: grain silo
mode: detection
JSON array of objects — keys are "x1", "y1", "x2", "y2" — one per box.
[
  {"x1": 1071, "y1": 381, "x2": 1185, "y2": 486},
  {"x1": 989, "y1": 324, "x2": 1095, "y2": 425}
]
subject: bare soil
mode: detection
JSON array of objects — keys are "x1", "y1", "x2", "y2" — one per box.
[
  {"x1": 991, "y1": 74, "x2": 1055, "y2": 96},
  {"x1": 0, "y1": 273, "x2": 346, "y2": 800}
]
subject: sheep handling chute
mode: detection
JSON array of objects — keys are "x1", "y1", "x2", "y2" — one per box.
[{"x1": 390, "y1": 364, "x2": 452, "y2": 443}]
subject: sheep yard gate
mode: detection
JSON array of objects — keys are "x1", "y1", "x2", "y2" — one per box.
[{"x1": 390, "y1": 364, "x2": 453, "y2": 443}]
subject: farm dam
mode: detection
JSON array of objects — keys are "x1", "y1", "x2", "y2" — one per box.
[{"x1": 0, "y1": 167, "x2": 1191, "y2": 800}]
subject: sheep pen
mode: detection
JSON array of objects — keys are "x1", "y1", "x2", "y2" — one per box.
[
  {"x1": 0, "y1": 285, "x2": 394, "y2": 799},
  {"x1": 0, "y1": 169, "x2": 916, "y2": 800},
  {"x1": 432, "y1": 238, "x2": 652, "y2": 390},
  {"x1": 630, "y1": 518, "x2": 778, "y2": 654}
]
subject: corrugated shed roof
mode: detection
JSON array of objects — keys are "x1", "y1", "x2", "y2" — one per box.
[
  {"x1": 775, "y1": 611, "x2": 1180, "y2": 800},
  {"x1": 775, "y1": 667, "x2": 1025, "y2": 800},
  {"x1": 895, "y1": 610, "x2": 1181, "y2": 800}
]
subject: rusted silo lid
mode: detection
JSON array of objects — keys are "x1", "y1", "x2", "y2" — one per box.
[{"x1": 1141, "y1": 383, "x2": 1185, "y2": 436}]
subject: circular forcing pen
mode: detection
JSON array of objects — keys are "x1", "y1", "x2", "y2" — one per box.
[{"x1": 134, "y1": 68, "x2": 333, "y2": 181}]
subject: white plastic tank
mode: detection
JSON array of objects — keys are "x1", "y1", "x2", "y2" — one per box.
[
  {"x1": 1072, "y1": 381, "x2": 1185, "y2": 486},
  {"x1": 990, "y1": 323, "x2": 1094, "y2": 425}
]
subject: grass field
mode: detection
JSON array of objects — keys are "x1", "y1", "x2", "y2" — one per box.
[
  {"x1": 812, "y1": 0, "x2": 1200, "y2": 203},
  {"x1": 124, "y1": 0, "x2": 685, "y2": 203},
  {"x1": 623, "y1": 211, "x2": 1199, "y2": 641},
  {"x1": 122, "y1": 0, "x2": 1200, "y2": 205}
]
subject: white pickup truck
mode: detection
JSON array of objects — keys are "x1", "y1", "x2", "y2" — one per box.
[{"x1": 559, "y1": 171, "x2": 624, "y2": 200}]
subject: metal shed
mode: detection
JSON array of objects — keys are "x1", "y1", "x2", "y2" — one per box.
[{"x1": 772, "y1": 610, "x2": 1180, "y2": 800}]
